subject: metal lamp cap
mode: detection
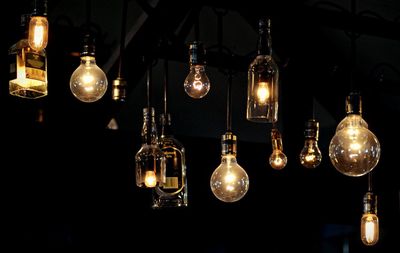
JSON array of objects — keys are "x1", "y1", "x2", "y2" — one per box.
[
  {"x1": 221, "y1": 132, "x2": 237, "y2": 155},
  {"x1": 346, "y1": 92, "x2": 362, "y2": 115},
  {"x1": 304, "y1": 119, "x2": 319, "y2": 140}
]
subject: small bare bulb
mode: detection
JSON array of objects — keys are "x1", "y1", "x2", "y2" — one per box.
[
  {"x1": 300, "y1": 120, "x2": 322, "y2": 168},
  {"x1": 144, "y1": 171, "x2": 157, "y2": 188},
  {"x1": 184, "y1": 65, "x2": 210, "y2": 99},
  {"x1": 269, "y1": 150, "x2": 287, "y2": 170}
]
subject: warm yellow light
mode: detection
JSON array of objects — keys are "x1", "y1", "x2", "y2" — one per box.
[
  {"x1": 28, "y1": 16, "x2": 48, "y2": 51},
  {"x1": 256, "y1": 82, "x2": 269, "y2": 103},
  {"x1": 361, "y1": 213, "x2": 379, "y2": 246},
  {"x1": 224, "y1": 172, "x2": 236, "y2": 184},
  {"x1": 305, "y1": 154, "x2": 315, "y2": 162},
  {"x1": 269, "y1": 150, "x2": 287, "y2": 170},
  {"x1": 144, "y1": 171, "x2": 157, "y2": 188}
]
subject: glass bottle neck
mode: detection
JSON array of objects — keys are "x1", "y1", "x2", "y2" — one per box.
[
  {"x1": 142, "y1": 114, "x2": 158, "y2": 145},
  {"x1": 257, "y1": 25, "x2": 272, "y2": 56}
]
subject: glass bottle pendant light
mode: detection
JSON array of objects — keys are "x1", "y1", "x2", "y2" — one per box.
[{"x1": 247, "y1": 18, "x2": 279, "y2": 123}]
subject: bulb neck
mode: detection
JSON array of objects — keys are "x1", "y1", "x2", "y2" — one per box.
[
  {"x1": 142, "y1": 107, "x2": 158, "y2": 145},
  {"x1": 304, "y1": 119, "x2": 319, "y2": 140},
  {"x1": 346, "y1": 92, "x2": 362, "y2": 115},
  {"x1": 221, "y1": 132, "x2": 237, "y2": 155},
  {"x1": 32, "y1": 0, "x2": 48, "y2": 16},
  {"x1": 188, "y1": 41, "x2": 206, "y2": 66},
  {"x1": 112, "y1": 77, "x2": 127, "y2": 102},
  {"x1": 159, "y1": 113, "x2": 172, "y2": 138},
  {"x1": 257, "y1": 18, "x2": 272, "y2": 56},
  {"x1": 271, "y1": 128, "x2": 283, "y2": 151},
  {"x1": 363, "y1": 192, "x2": 377, "y2": 215}
]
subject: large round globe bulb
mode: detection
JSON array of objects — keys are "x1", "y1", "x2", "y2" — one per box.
[
  {"x1": 210, "y1": 154, "x2": 249, "y2": 202},
  {"x1": 70, "y1": 56, "x2": 108, "y2": 103},
  {"x1": 329, "y1": 115, "x2": 380, "y2": 177}
]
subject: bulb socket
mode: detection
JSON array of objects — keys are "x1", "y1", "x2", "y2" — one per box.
[
  {"x1": 271, "y1": 128, "x2": 284, "y2": 151},
  {"x1": 304, "y1": 119, "x2": 319, "y2": 140},
  {"x1": 221, "y1": 132, "x2": 237, "y2": 155},
  {"x1": 346, "y1": 92, "x2": 362, "y2": 115},
  {"x1": 188, "y1": 41, "x2": 206, "y2": 66},
  {"x1": 32, "y1": 0, "x2": 48, "y2": 16},
  {"x1": 258, "y1": 18, "x2": 271, "y2": 35},
  {"x1": 112, "y1": 78, "x2": 127, "y2": 102},
  {"x1": 363, "y1": 192, "x2": 377, "y2": 214},
  {"x1": 143, "y1": 107, "x2": 155, "y2": 117},
  {"x1": 81, "y1": 34, "x2": 96, "y2": 57}
]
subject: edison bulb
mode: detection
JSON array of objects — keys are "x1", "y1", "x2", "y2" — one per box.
[
  {"x1": 256, "y1": 82, "x2": 270, "y2": 103},
  {"x1": 329, "y1": 114, "x2": 380, "y2": 177},
  {"x1": 210, "y1": 154, "x2": 249, "y2": 202},
  {"x1": 269, "y1": 150, "x2": 287, "y2": 170},
  {"x1": 70, "y1": 56, "x2": 108, "y2": 103},
  {"x1": 361, "y1": 213, "x2": 379, "y2": 246},
  {"x1": 184, "y1": 65, "x2": 210, "y2": 99},
  {"x1": 28, "y1": 16, "x2": 48, "y2": 51},
  {"x1": 144, "y1": 171, "x2": 157, "y2": 188}
]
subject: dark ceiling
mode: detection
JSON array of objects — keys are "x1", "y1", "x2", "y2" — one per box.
[{"x1": 1, "y1": 0, "x2": 399, "y2": 252}]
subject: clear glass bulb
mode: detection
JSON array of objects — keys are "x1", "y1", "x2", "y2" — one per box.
[
  {"x1": 184, "y1": 65, "x2": 210, "y2": 99},
  {"x1": 210, "y1": 154, "x2": 249, "y2": 202},
  {"x1": 269, "y1": 150, "x2": 287, "y2": 170},
  {"x1": 300, "y1": 139, "x2": 322, "y2": 168},
  {"x1": 329, "y1": 114, "x2": 380, "y2": 177},
  {"x1": 28, "y1": 16, "x2": 48, "y2": 51},
  {"x1": 361, "y1": 213, "x2": 379, "y2": 246},
  {"x1": 70, "y1": 56, "x2": 108, "y2": 103}
]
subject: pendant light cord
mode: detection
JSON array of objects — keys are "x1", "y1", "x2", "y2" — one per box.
[
  {"x1": 117, "y1": 0, "x2": 128, "y2": 79},
  {"x1": 85, "y1": 0, "x2": 92, "y2": 33},
  {"x1": 368, "y1": 171, "x2": 372, "y2": 192},
  {"x1": 163, "y1": 57, "x2": 168, "y2": 115},
  {"x1": 146, "y1": 59, "x2": 152, "y2": 109},
  {"x1": 349, "y1": 0, "x2": 357, "y2": 92},
  {"x1": 226, "y1": 70, "x2": 232, "y2": 132}
]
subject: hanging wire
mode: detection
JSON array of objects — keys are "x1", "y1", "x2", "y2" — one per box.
[
  {"x1": 226, "y1": 69, "x2": 233, "y2": 132},
  {"x1": 85, "y1": 0, "x2": 92, "y2": 32},
  {"x1": 163, "y1": 56, "x2": 168, "y2": 115},
  {"x1": 349, "y1": 0, "x2": 357, "y2": 92},
  {"x1": 146, "y1": 58, "x2": 152, "y2": 109},
  {"x1": 117, "y1": 0, "x2": 128, "y2": 79},
  {"x1": 194, "y1": 11, "x2": 200, "y2": 42},
  {"x1": 368, "y1": 171, "x2": 373, "y2": 192}
]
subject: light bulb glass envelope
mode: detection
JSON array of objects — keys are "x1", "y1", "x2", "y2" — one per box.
[
  {"x1": 329, "y1": 114, "x2": 380, "y2": 177},
  {"x1": 184, "y1": 65, "x2": 210, "y2": 99},
  {"x1": 70, "y1": 56, "x2": 108, "y2": 103},
  {"x1": 28, "y1": 16, "x2": 48, "y2": 51},
  {"x1": 300, "y1": 119, "x2": 322, "y2": 168},
  {"x1": 210, "y1": 154, "x2": 249, "y2": 203}
]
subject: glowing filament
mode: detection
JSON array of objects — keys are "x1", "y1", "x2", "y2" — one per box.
[
  {"x1": 144, "y1": 171, "x2": 157, "y2": 188},
  {"x1": 256, "y1": 82, "x2": 269, "y2": 103}
]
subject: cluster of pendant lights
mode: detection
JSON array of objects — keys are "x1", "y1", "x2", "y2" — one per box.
[{"x1": 10, "y1": 2, "x2": 382, "y2": 245}]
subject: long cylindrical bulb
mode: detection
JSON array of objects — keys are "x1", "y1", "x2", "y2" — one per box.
[
  {"x1": 361, "y1": 213, "x2": 379, "y2": 246},
  {"x1": 28, "y1": 16, "x2": 48, "y2": 51}
]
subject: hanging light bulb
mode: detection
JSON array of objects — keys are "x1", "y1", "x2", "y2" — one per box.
[
  {"x1": 28, "y1": 0, "x2": 48, "y2": 51},
  {"x1": 269, "y1": 128, "x2": 287, "y2": 170},
  {"x1": 329, "y1": 93, "x2": 380, "y2": 177},
  {"x1": 135, "y1": 107, "x2": 166, "y2": 188},
  {"x1": 299, "y1": 119, "x2": 322, "y2": 168},
  {"x1": 184, "y1": 41, "x2": 210, "y2": 99},
  {"x1": 247, "y1": 18, "x2": 279, "y2": 123},
  {"x1": 210, "y1": 132, "x2": 249, "y2": 202},
  {"x1": 361, "y1": 191, "x2": 379, "y2": 246},
  {"x1": 70, "y1": 34, "x2": 108, "y2": 103}
]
